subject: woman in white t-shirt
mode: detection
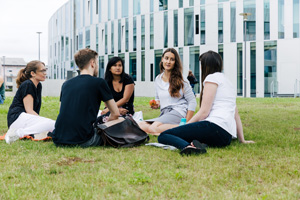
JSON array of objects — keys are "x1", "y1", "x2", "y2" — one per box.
[
  {"x1": 138, "y1": 48, "x2": 197, "y2": 135},
  {"x1": 158, "y1": 51, "x2": 254, "y2": 155}
]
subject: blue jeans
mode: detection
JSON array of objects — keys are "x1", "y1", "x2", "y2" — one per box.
[{"x1": 158, "y1": 121, "x2": 232, "y2": 150}]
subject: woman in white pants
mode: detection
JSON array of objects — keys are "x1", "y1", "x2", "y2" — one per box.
[{"x1": 5, "y1": 60, "x2": 55, "y2": 144}]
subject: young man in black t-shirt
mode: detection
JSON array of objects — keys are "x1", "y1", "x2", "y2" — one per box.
[{"x1": 52, "y1": 49, "x2": 120, "y2": 147}]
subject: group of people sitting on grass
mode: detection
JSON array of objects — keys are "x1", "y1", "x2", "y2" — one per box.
[{"x1": 4, "y1": 48, "x2": 254, "y2": 155}]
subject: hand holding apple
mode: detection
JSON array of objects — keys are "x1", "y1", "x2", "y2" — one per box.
[{"x1": 149, "y1": 99, "x2": 159, "y2": 109}]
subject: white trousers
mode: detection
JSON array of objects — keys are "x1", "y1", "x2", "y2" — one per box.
[{"x1": 9, "y1": 112, "x2": 55, "y2": 138}]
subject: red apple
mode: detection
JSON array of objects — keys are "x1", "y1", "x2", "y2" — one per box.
[{"x1": 149, "y1": 99, "x2": 156, "y2": 106}]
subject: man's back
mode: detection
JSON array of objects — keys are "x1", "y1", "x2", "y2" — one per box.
[{"x1": 52, "y1": 75, "x2": 113, "y2": 145}]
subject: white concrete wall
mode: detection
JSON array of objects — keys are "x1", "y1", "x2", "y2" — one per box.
[{"x1": 12, "y1": 79, "x2": 65, "y2": 97}]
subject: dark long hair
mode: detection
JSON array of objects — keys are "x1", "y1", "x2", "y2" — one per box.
[
  {"x1": 104, "y1": 57, "x2": 126, "y2": 83},
  {"x1": 16, "y1": 60, "x2": 45, "y2": 88},
  {"x1": 199, "y1": 51, "x2": 223, "y2": 105},
  {"x1": 159, "y1": 48, "x2": 184, "y2": 98}
]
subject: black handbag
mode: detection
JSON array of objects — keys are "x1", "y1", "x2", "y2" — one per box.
[{"x1": 95, "y1": 116, "x2": 149, "y2": 148}]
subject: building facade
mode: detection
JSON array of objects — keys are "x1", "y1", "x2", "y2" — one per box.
[
  {"x1": 0, "y1": 57, "x2": 27, "y2": 90},
  {"x1": 48, "y1": 0, "x2": 300, "y2": 97}
]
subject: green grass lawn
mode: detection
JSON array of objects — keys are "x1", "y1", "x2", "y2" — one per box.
[{"x1": 1, "y1": 97, "x2": 300, "y2": 199}]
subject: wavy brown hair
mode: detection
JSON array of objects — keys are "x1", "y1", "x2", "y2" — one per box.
[
  {"x1": 199, "y1": 51, "x2": 223, "y2": 106},
  {"x1": 159, "y1": 48, "x2": 184, "y2": 98},
  {"x1": 16, "y1": 60, "x2": 45, "y2": 88}
]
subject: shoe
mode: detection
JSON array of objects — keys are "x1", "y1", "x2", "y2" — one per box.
[
  {"x1": 5, "y1": 129, "x2": 19, "y2": 144},
  {"x1": 180, "y1": 146, "x2": 207, "y2": 156},
  {"x1": 192, "y1": 140, "x2": 208, "y2": 149}
]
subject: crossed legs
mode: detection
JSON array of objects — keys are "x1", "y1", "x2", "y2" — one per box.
[{"x1": 138, "y1": 121, "x2": 178, "y2": 136}]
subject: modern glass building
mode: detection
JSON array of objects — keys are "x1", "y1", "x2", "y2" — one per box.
[{"x1": 48, "y1": 0, "x2": 300, "y2": 97}]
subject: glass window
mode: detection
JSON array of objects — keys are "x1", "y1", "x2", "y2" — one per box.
[
  {"x1": 189, "y1": 0, "x2": 194, "y2": 6},
  {"x1": 190, "y1": 46, "x2": 200, "y2": 93},
  {"x1": 125, "y1": 19, "x2": 129, "y2": 52},
  {"x1": 195, "y1": 15, "x2": 199, "y2": 35},
  {"x1": 218, "y1": 4, "x2": 223, "y2": 43},
  {"x1": 61, "y1": 36, "x2": 64, "y2": 62},
  {"x1": 278, "y1": 0, "x2": 284, "y2": 39},
  {"x1": 184, "y1": 8, "x2": 194, "y2": 46},
  {"x1": 200, "y1": 0, "x2": 205, "y2": 5},
  {"x1": 141, "y1": 15, "x2": 145, "y2": 50},
  {"x1": 218, "y1": 44, "x2": 223, "y2": 64},
  {"x1": 141, "y1": 51, "x2": 145, "y2": 81},
  {"x1": 129, "y1": 52, "x2": 137, "y2": 81},
  {"x1": 264, "y1": 41, "x2": 277, "y2": 97},
  {"x1": 90, "y1": 0, "x2": 93, "y2": 24},
  {"x1": 179, "y1": 0, "x2": 183, "y2": 8},
  {"x1": 75, "y1": 0, "x2": 81, "y2": 28},
  {"x1": 65, "y1": 2, "x2": 70, "y2": 33},
  {"x1": 7, "y1": 77, "x2": 12, "y2": 82},
  {"x1": 244, "y1": 0, "x2": 256, "y2": 41},
  {"x1": 155, "y1": 50, "x2": 163, "y2": 77},
  {"x1": 79, "y1": 30, "x2": 83, "y2": 49},
  {"x1": 99, "y1": 56, "x2": 104, "y2": 78},
  {"x1": 174, "y1": 10, "x2": 178, "y2": 47},
  {"x1": 108, "y1": 54, "x2": 114, "y2": 60},
  {"x1": 159, "y1": 0, "x2": 168, "y2": 11},
  {"x1": 150, "y1": 14, "x2": 154, "y2": 49},
  {"x1": 118, "y1": 53, "x2": 125, "y2": 63},
  {"x1": 96, "y1": 25, "x2": 99, "y2": 52},
  {"x1": 133, "y1": 17, "x2": 137, "y2": 51},
  {"x1": 108, "y1": 0, "x2": 111, "y2": 20},
  {"x1": 85, "y1": 28, "x2": 90, "y2": 48},
  {"x1": 114, "y1": 0, "x2": 118, "y2": 19},
  {"x1": 179, "y1": 48, "x2": 183, "y2": 64},
  {"x1": 150, "y1": 0, "x2": 154, "y2": 12},
  {"x1": 133, "y1": 0, "x2": 141, "y2": 15},
  {"x1": 83, "y1": 0, "x2": 85, "y2": 27},
  {"x1": 105, "y1": 23, "x2": 108, "y2": 54},
  {"x1": 200, "y1": 6, "x2": 205, "y2": 44},
  {"x1": 250, "y1": 42, "x2": 256, "y2": 97},
  {"x1": 98, "y1": 0, "x2": 102, "y2": 22},
  {"x1": 230, "y1": 2, "x2": 236, "y2": 42},
  {"x1": 118, "y1": 20, "x2": 121, "y2": 53},
  {"x1": 111, "y1": 21, "x2": 114, "y2": 53},
  {"x1": 293, "y1": 0, "x2": 299, "y2": 38},
  {"x1": 122, "y1": 0, "x2": 128, "y2": 17},
  {"x1": 164, "y1": 11, "x2": 168, "y2": 48},
  {"x1": 237, "y1": 43, "x2": 243, "y2": 96},
  {"x1": 264, "y1": 0, "x2": 270, "y2": 40},
  {"x1": 96, "y1": 0, "x2": 98, "y2": 14}
]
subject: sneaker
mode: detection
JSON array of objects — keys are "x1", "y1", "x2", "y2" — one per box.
[
  {"x1": 5, "y1": 129, "x2": 19, "y2": 144},
  {"x1": 180, "y1": 146, "x2": 207, "y2": 156},
  {"x1": 192, "y1": 140, "x2": 208, "y2": 149}
]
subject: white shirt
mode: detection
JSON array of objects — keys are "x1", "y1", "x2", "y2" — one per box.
[
  {"x1": 155, "y1": 73, "x2": 197, "y2": 117},
  {"x1": 204, "y1": 73, "x2": 237, "y2": 137}
]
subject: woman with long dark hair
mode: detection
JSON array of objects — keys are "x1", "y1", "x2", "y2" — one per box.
[
  {"x1": 138, "y1": 48, "x2": 197, "y2": 135},
  {"x1": 101, "y1": 56, "x2": 135, "y2": 117},
  {"x1": 5, "y1": 60, "x2": 55, "y2": 144},
  {"x1": 158, "y1": 51, "x2": 255, "y2": 155}
]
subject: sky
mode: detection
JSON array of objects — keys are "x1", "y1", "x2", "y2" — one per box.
[{"x1": 0, "y1": 0, "x2": 69, "y2": 65}]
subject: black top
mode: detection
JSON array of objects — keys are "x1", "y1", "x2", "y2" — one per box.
[
  {"x1": 7, "y1": 80, "x2": 42, "y2": 128},
  {"x1": 107, "y1": 74, "x2": 135, "y2": 115},
  {"x1": 52, "y1": 75, "x2": 113, "y2": 145},
  {"x1": 187, "y1": 75, "x2": 198, "y2": 84}
]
